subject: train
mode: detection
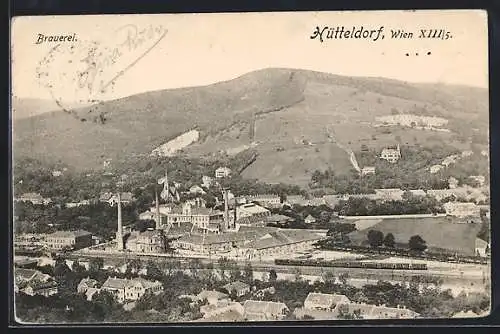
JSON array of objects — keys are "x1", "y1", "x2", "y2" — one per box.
[{"x1": 274, "y1": 258, "x2": 428, "y2": 270}]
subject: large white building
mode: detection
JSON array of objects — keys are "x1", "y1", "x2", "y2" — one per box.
[
  {"x1": 215, "y1": 167, "x2": 231, "y2": 178},
  {"x1": 380, "y1": 145, "x2": 401, "y2": 163}
]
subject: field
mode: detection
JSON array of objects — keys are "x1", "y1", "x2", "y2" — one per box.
[{"x1": 347, "y1": 216, "x2": 482, "y2": 256}]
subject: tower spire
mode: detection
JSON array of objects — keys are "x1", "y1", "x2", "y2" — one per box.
[{"x1": 155, "y1": 189, "x2": 161, "y2": 230}]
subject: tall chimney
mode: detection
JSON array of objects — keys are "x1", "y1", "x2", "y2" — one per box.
[
  {"x1": 223, "y1": 188, "x2": 229, "y2": 231},
  {"x1": 116, "y1": 192, "x2": 124, "y2": 250},
  {"x1": 233, "y1": 203, "x2": 237, "y2": 228},
  {"x1": 155, "y1": 190, "x2": 161, "y2": 230}
]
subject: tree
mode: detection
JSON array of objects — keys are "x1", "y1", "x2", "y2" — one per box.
[
  {"x1": 54, "y1": 258, "x2": 71, "y2": 280},
  {"x1": 409, "y1": 235, "x2": 427, "y2": 252},
  {"x1": 327, "y1": 223, "x2": 356, "y2": 236},
  {"x1": 322, "y1": 270, "x2": 335, "y2": 283},
  {"x1": 243, "y1": 262, "x2": 254, "y2": 284},
  {"x1": 71, "y1": 260, "x2": 86, "y2": 274},
  {"x1": 269, "y1": 269, "x2": 278, "y2": 283},
  {"x1": 383, "y1": 233, "x2": 396, "y2": 248},
  {"x1": 229, "y1": 289, "x2": 238, "y2": 301},
  {"x1": 89, "y1": 257, "x2": 104, "y2": 273},
  {"x1": 126, "y1": 259, "x2": 143, "y2": 276},
  {"x1": 146, "y1": 260, "x2": 163, "y2": 281},
  {"x1": 367, "y1": 230, "x2": 384, "y2": 248}
]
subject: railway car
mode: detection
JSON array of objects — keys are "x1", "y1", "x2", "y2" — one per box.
[{"x1": 274, "y1": 259, "x2": 428, "y2": 270}]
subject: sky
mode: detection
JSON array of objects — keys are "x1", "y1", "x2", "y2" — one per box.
[{"x1": 11, "y1": 10, "x2": 488, "y2": 103}]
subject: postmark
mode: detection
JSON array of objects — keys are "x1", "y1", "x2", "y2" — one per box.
[{"x1": 36, "y1": 24, "x2": 168, "y2": 118}]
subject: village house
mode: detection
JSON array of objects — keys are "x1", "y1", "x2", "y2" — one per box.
[
  {"x1": 304, "y1": 293, "x2": 350, "y2": 311},
  {"x1": 334, "y1": 302, "x2": 420, "y2": 319},
  {"x1": 475, "y1": 238, "x2": 490, "y2": 257},
  {"x1": 101, "y1": 277, "x2": 163, "y2": 303},
  {"x1": 189, "y1": 185, "x2": 206, "y2": 195},
  {"x1": 200, "y1": 300, "x2": 245, "y2": 319},
  {"x1": 108, "y1": 192, "x2": 135, "y2": 206},
  {"x1": 52, "y1": 170, "x2": 63, "y2": 177},
  {"x1": 222, "y1": 281, "x2": 251, "y2": 297},
  {"x1": 243, "y1": 300, "x2": 289, "y2": 321},
  {"x1": 23, "y1": 280, "x2": 59, "y2": 297},
  {"x1": 15, "y1": 268, "x2": 52, "y2": 286},
  {"x1": 44, "y1": 230, "x2": 93, "y2": 250},
  {"x1": 15, "y1": 268, "x2": 58, "y2": 297},
  {"x1": 15, "y1": 192, "x2": 52, "y2": 205},
  {"x1": 215, "y1": 167, "x2": 231, "y2": 178},
  {"x1": 125, "y1": 229, "x2": 166, "y2": 253},
  {"x1": 361, "y1": 166, "x2": 376, "y2": 176},
  {"x1": 380, "y1": 145, "x2": 401, "y2": 163},
  {"x1": 77, "y1": 277, "x2": 100, "y2": 294},
  {"x1": 443, "y1": 202, "x2": 481, "y2": 218},
  {"x1": 304, "y1": 214, "x2": 317, "y2": 224}
]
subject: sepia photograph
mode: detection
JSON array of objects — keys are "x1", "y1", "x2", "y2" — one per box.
[{"x1": 10, "y1": 10, "x2": 490, "y2": 324}]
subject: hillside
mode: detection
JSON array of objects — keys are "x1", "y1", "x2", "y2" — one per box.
[
  {"x1": 11, "y1": 97, "x2": 91, "y2": 120},
  {"x1": 13, "y1": 68, "x2": 489, "y2": 185}
]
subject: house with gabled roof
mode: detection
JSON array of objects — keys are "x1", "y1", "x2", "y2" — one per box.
[
  {"x1": 101, "y1": 276, "x2": 163, "y2": 303},
  {"x1": 303, "y1": 292, "x2": 350, "y2": 311},
  {"x1": 222, "y1": 281, "x2": 251, "y2": 297},
  {"x1": 243, "y1": 300, "x2": 289, "y2": 321},
  {"x1": 44, "y1": 230, "x2": 92, "y2": 250},
  {"x1": 304, "y1": 215, "x2": 317, "y2": 224},
  {"x1": 77, "y1": 277, "x2": 100, "y2": 294}
]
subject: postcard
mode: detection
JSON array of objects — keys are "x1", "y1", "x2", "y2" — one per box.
[{"x1": 11, "y1": 10, "x2": 490, "y2": 324}]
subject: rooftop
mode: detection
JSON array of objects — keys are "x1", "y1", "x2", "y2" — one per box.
[
  {"x1": 304, "y1": 292, "x2": 350, "y2": 307},
  {"x1": 243, "y1": 300, "x2": 288, "y2": 315}
]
